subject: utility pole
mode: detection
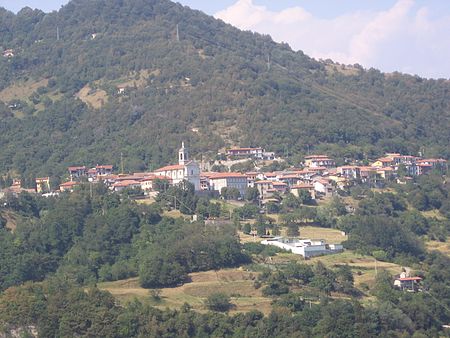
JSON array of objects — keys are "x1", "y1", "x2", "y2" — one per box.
[
  {"x1": 120, "y1": 152, "x2": 124, "y2": 174},
  {"x1": 267, "y1": 54, "x2": 271, "y2": 71},
  {"x1": 176, "y1": 24, "x2": 180, "y2": 42},
  {"x1": 56, "y1": 26, "x2": 60, "y2": 41}
]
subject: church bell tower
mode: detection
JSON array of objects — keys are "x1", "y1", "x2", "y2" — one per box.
[{"x1": 178, "y1": 141, "x2": 189, "y2": 165}]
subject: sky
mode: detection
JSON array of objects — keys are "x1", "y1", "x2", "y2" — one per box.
[{"x1": 1, "y1": 0, "x2": 449, "y2": 79}]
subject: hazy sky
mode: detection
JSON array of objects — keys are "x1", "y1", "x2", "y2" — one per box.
[{"x1": 1, "y1": 0, "x2": 449, "y2": 79}]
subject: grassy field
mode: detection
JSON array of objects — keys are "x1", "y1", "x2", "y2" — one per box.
[
  {"x1": 99, "y1": 268, "x2": 272, "y2": 315},
  {"x1": 421, "y1": 209, "x2": 447, "y2": 220},
  {"x1": 0, "y1": 78, "x2": 48, "y2": 102},
  {"x1": 426, "y1": 238, "x2": 450, "y2": 256},
  {"x1": 300, "y1": 226, "x2": 347, "y2": 244},
  {"x1": 76, "y1": 85, "x2": 108, "y2": 109}
]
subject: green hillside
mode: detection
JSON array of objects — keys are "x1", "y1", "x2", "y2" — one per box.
[{"x1": 0, "y1": 0, "x2": 449, "y2": 184}]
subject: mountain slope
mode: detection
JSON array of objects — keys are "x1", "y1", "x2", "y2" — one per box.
[{"x1": 0, "y1": 0, "x2": 449, "y2": 184}]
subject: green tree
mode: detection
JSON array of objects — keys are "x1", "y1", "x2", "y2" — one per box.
[{"x1": 204, "y1": 293, "x2": 232, "y2": 312}]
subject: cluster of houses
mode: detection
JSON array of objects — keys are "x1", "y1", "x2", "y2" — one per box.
[{"x1": 1, "y1": 144, "x2": 447, "y2": 201}]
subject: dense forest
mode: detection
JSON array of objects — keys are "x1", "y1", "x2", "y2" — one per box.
[{"x1": 0, "y1": 0, "x2": 449, "y2": 184}]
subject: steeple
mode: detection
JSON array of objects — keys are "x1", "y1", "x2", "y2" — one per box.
[{"x1": 179, "y1": 141, "x2": 189, "y2": 165}]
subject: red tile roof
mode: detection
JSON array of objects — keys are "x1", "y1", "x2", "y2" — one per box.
[
  {"x1": 254, "y1": 180, "x2": 274, "y2": 184},
  {"x1": 112, "y1": 180, "x2": 141, "y2": 188},
  {"x1": 60, "y1": 181, "x2": 79, "y2": 187},
  {"x1": 208, "y1": 172, "x2": 247, "y2": 179},
  {"x1": 292, "y1": 183, "x2": 314, "y2": 189},
  {"x1": 141, "y1": 175, "x2": 172, "y2": 182},
  {"x1": 154, "y1": 164, "x2": 184, "y2": 172}
]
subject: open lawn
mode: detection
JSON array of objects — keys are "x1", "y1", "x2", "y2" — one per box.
[
  {"x1": 99, "y1": 268, "x2": 272, "y2": 315},
  {"x1": 300, "y1": 226, "x2": 347, "y2": 244}
]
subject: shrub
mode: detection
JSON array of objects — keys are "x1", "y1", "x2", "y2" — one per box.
[{"x1": 205, "y1": 293, "x2": 232, "y2": 312}]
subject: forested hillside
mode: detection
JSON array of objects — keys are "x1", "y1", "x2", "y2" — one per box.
[{"x1": 0, "y1": 0, "x2": 449, "y2": 184}]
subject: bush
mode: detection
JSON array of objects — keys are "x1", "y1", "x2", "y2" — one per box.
[
  {"x1": 205, "y1": 293, "x2": 232, "y2": 312},
  {"x1": 262, "y1": 281, "x2": 289, "y2": 296}
]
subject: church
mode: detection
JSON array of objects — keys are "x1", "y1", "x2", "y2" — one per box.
[{"x1": 153, "y1": 142, "x2": 201, "y2": 190}]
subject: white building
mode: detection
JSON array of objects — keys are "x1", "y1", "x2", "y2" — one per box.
[
  {"x1": 261, "y1": 237, "x2": 343, "y2": 258},
  {"x1": 153, "y1": 142, "x2": 201, "y2": 190},
  {"x1": 207, "y1": 172, "x2": 248, "y2": 196}
]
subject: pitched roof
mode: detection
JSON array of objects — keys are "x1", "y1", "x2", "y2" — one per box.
[
  {"x1": 112, "y1": 180, "x2": 141, "y2": 188},
  {"x1": 60, "y1": 181, "x2": 79, "y2": 187},
  {"x1": 292, "y1": 183, "x2": 314, "y2": 189},
  {"x1": 208, "y1": 172, "x2": 247, "y2": 179},
  {"x1": 154, "y1": 164, "x2": 184, "y2": 172},
  {"x1": 254, "y1": 180, "x2": 274, "y2": 184},
  {"x1": 141, "y1": 175, "x2": 172, "y2": 182}
]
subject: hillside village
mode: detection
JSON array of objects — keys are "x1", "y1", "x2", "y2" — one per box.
[{"x1": 1, "y1": 142, "x2": 447, "y2": 203}]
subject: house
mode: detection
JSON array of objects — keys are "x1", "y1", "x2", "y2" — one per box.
[
  {"x1": 416, "y1": 159, "x2": 447, "y2": 174},
  {"x1": 36, "y1": 177, "x2": 50, "y2": 193},
  {"x1": 96, "y1": 165, "x2": 114, "y2": 177},
  {"x1": 2, "y1": 49, "x2": 14, "y2": 58},
  {"x1": 372, "y1": 157, "x2": 395, "y2": 168},
  {"x1": 376, "y1": 167, "x2": 395, "y2": 180},
  {"x1": 337, "y1": 166, "x2": 360, "y2": 179},
  {"x1": 304, "y1": 155, "x2": 335, "y2": 168},
  {"x1": 261, "y1": 237, "x2": 343, "y2": 258},
  {"x1": 359, "y1": 166, "x2": 379, "y2": 183},
  {"x1": 226, "y1": 147, "x2": 273, "y2": 159},
  {"x1": 291, "y1": 183, "x2": 316, "y2": 200},
  {"x1": 271, "y1": 181, "x2": 288, "y2": 194},
  {"x1": 68, "y1": 166, "x2": 87, "y2": 181},
  {"x1": 313, "y1": 178, "x2": 334, "y2": 197},
  {"x1": 306, "y1": 167, "x2": 328, "y2": 175},
  {"x1": 111, "y1": 180, "x2": 142, "y2": 192},
  {"x1": 278, "y1": 173, "x2": 302, "y2": 187},
  {"x1": 394, "y1": 276, "x2": 422, "y2": 292},
  {"x1": 207, "y1": 172, "x2": 248, "y2": 196},
  {"x1": 153, "y1": 142, "x2": 201, "y2": 190},
  {"x1": 254, "y1": 180, "x2": 274, "y2": 200},
  {"x1": 140, "y1": 175, "x2": 172, "y2": 194},
  {"x1": 227, "y1": 147, "x2": 263, "y2": 158},
  {"x1": 60, "y1": 181, "x2": 80, "y2": 192},
  {"x1": 245, "y1": 171, "x2": 259, "y2": 187},
  {"x1": 2, "y1": 179, "x2": 35, "y2": 196}
]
